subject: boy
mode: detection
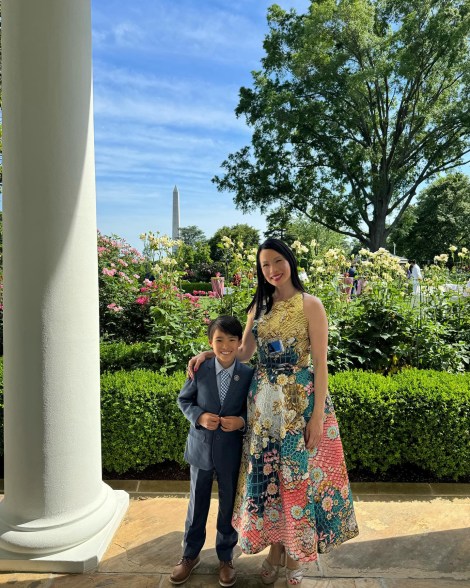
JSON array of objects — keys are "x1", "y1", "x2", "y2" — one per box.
[{"x1": 170, "y1": 315, "x2": 253, "y2": 587}]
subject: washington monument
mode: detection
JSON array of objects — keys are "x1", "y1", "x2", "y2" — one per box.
[{"x1": 172, "y1": 185, "x2": 180, "y2": 243}]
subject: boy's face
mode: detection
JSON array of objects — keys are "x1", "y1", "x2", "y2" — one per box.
[{"x1": 209, "y1": 328, "x2": 240, "y2": 369}]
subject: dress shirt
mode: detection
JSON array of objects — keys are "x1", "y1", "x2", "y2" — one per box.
[{"x1": 214, "y1": 357, "x2": 245, "y2": 431}]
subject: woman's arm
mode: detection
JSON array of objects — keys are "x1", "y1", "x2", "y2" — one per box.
[
  {"x1": 303, "y1": 294, "x2": 329, "y2": 450},
  {"x1": 237, "y1": 310, "x2": 257, "y2": 362},
  {"x1": 188, "y1": 311, "x2": 257, "y2": 377}
]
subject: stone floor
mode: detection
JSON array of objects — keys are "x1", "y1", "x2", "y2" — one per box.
[{"x1": 0, "y1": 482, "x2": 469, "y2": 587}]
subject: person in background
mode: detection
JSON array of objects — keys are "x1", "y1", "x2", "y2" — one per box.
[{"x1": 409, "y1": 260, "x2": 422, "y2": 295}]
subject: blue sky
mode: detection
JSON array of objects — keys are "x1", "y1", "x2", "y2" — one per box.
[{"x1": 92, "y1": 0, "x2": 311, "y2": 250}]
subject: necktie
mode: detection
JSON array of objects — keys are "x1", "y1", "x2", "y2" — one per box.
[{"x1": 219, "y1": 369, "x2": 230, "y2": 405}]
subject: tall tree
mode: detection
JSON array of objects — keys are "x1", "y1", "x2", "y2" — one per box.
[
  {"x1": 264, "y1": 206, "x2": 294, "y2": 240},
  {"x1": 179, "y1": 225, "x2": 207, "y2": 247},
  {"x1": 214, "y1": 0, "x2": 470, "y2": 250},
  {"x1": 208, "y1": 224, "x2": 260, "y2": 262},
  {"x1": 386, "y1": 204, "x2": 417, "y2": 257},
  {"x1": 288, "y1": 215, "x2": 349, "y2": 253},
  {"x1": 389, "y1": 172, "x2": 470, "y2": 262}
]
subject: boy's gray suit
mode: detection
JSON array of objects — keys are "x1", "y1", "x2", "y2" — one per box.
[{"x1": 178, "y1": 358, "x2": 253, "y2": 561}]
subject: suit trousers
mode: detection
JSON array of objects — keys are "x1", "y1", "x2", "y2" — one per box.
[{"x1": 183, "y1": 463, "x2": 239, "y2": 561}]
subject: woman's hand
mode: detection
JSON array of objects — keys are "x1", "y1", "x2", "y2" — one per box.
[
  {"x1": 304, "y1": 414, "x2": 323, "y2": 450},
  {"x1": 187, "y1": 350, "x2": 213, "y2": 379}
]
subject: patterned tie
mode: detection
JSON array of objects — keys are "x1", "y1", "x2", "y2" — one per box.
[{"x1": 219, "y1": 369, "x2": 230, "y2": 405}]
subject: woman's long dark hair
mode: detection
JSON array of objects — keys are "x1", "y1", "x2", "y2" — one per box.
[{"x1": 247, "y1": 238, "x2": 305, "y2": 319}]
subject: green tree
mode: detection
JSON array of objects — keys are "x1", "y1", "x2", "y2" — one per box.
[
  {"x1": 265, "y1": 206, "x2": 294, "y2": 240},
  {"x1": 214, "y1": 0, "x2": 470, "y2": 251},
  {"x1": 208, "y1": 224, "x2": 260, "y2": 262},
  {"x1": 179, "y1": 225, "x2": 206, "y2": 247},
  {"x1": 288, "y1": 215, "x2": 349, "y2": 254},
  {"x1": 177, "y1": 241, "x2": 216, "y2": 282},
  {"x1": 386, "y1": 204, "x2": 417, "y2": 257},
  {"x1": 392, "y1": 173, "x2": 470, "y2": 262}
]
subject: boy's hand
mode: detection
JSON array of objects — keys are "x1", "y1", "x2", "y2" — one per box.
[
  {"x1": 197, "y1": 412, "x2": 220, "y2": 430},
  {"x1": 220, "y1": 416, "x2": 244, "y2": 432}
]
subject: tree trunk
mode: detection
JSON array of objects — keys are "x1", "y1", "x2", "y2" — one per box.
[{"x1": 369, "y1": 204, "x2": 389, "y2": 251}]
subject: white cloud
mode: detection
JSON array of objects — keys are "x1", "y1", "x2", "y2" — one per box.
[
  {"x1": 113, "y1": 22, "x2": 146, "y2": 47},
  {"x1": 90, "y1": 0, "x2": 274, "y2": 248},
  {"x1": 92, "y1": 2, "x2": 264, "y2": 66}
]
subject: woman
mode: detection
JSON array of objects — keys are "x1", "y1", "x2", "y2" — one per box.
[{"x1": 189, "y1": 238, "x2": 358, "y2": 586}]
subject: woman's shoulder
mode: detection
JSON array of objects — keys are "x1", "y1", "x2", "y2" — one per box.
[
  {"x1": 302, "y1": 293, "x2": 327, "y2": 320},
  {"x1": 302, "y1": 292, "x2": 325, "y2": 309}
]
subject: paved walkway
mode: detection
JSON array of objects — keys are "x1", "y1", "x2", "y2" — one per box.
[{"x1": 0, "y1": 481, "x2": 469, "y2": 587}]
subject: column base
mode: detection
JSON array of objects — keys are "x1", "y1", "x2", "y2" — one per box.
[{"x1": 0, "y1": 490, "x2": 129, "y2": 573}]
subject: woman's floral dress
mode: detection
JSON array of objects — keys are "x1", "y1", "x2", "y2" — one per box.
[{"x1": 232, "y1": 293, "x2": 359, "y2": 562}]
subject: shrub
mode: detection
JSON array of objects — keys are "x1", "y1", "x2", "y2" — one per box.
[
  {"x1": 181, "y1": 281, "x2": 212, "y2": 293},
  {"x1": 391, "y1": 369, "x2": 470, "y2": 478},
  {"x1": 100, "y1": 369, "x2": 188, "y2": 474},
  {"x1": 100, "y1": 341, "x2": 159, "y2": 373},
  {"x1": 1, "y1": 361, "x2": 468, "y2": 480},
  {"x1": 330, "y1": 369, "x2": 470, "y2": 479},
  {"x1": 98, "y1": 232, "x2": 151, "y2": 342}
]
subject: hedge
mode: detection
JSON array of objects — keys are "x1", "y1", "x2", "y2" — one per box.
[
  {"x1": 100, "y1": 341, "x2": 159, "y2": 373},
  {"x1": 0, "y1": 362, "x2": 469, "y2": 479},
  {"x1": 100, "y1": 369, "x2": 188, "y2": 473},
  {"x1": 0, "y1": 362, "x2": 188, "y2": 472},
  {"x1": 180, "y1": 281, "x2": 212, "y2": 294},
  {"x1": 330, "y1": 369, "x2": 470, "y2": 479}
]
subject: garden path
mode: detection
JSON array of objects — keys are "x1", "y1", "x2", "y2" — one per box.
[{"x1": 0, "y1": 482, "x2": 469, "y2": 587}]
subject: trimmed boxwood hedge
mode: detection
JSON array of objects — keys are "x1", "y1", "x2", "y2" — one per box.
[
  {"x1": 100, "y1": 369, "x2": 188, "y2": 473},
  {"x1": 330, "y1": 369, "x2": 470, "y2": 479},
  {"x1": 101, "y1": 367, "x2": 470, "y2": 478},
  {"x1": 0, "y1": 361, "x2": 468, "y2": 479},
  {"x1": 180, "y1": 281, "x2": 212, "y2": 294},
  {"x1": 100, "y1": 341, "x2": 159, "y2": 373}
]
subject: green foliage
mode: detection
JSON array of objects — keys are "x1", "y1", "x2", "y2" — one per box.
[
  {"x1": 328, "y1": 280, "x2": 470, "y2": 375},
  {"x1": 289, "y1": 217, "x2": 348, "y2": 255},
  {"x1": 100, "y1": 341, "x2": 159, "y2": 373},
  {"x1": 137, "y1": 233, "x2": 210, "y2": 373},
  {"x1": 98, "y1": 232, "x2": 151, "y2": 342},
  {"x1": 386, "y1": 205, "x2": 417, "y2": 258},
  {"x1": 214, "y1": 0, "x2": 470, "y2": 250},
  {"x1": 208, "y1": 224, "x2": 260, "y2": 262},
  {"x1": 150, "y1": 291, "x2": 208, "y2": 373},
  {"x1": 329, "y1": 294, "x2": 414, "y2": 374},
  {"x1": 179, "y1": 225, "x2": 207, "y2": 247},
  {"x1": 98, "y1": 367, "x2": 469, "y2": 478},
  {"x1": 101, "y1": 369, "x2": 188, "y2": 474},
  {"x1": 330, "y1": 369, "x2": 470, "y2": 479},
  {"x1": 388, "y1": 173, "x2": 470, "y2": 262},
  {"x1": 180, "y1": 281, "x2": 213, "y2": 293},
  {"x1": 265, "y1": 209, "x2": 348, "y2": 254},
  {"x1": 177, "y1": 241, "x2": 216, "y2": 282}
]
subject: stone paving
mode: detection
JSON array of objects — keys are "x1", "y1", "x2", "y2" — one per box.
[{"x1": 0, "y1": 482, "x2": 469, "y2": 587}]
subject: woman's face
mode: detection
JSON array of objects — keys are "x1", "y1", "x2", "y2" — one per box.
[{"x1": 259, "y1": 248, "x2": 292, "y2": 288}]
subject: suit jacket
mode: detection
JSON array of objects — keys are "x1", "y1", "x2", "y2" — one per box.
[{"x1": 178, "y1": 358, "x2": 254, "y2": 471}]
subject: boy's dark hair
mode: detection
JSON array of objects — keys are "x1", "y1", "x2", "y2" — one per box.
[{"x1": 207, "y1": 315, "x2": 243, "y2": 340}]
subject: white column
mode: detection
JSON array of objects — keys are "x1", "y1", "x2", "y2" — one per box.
[{"x1": 0, "y1": 0, "x2": 128, "y2": 572}]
